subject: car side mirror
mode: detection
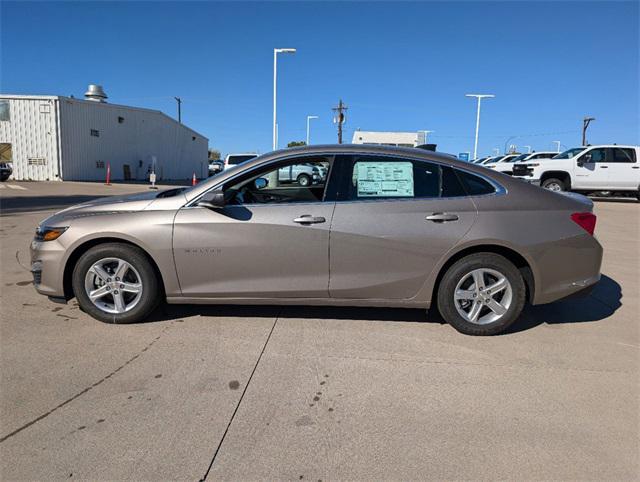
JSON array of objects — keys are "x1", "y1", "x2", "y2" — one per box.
[
  {"x1": 198, "y1": 189, "x2": 226, "y2": 208},
  {"x1": 254, "y1": 177, "x2": 268, "y2": 190}
]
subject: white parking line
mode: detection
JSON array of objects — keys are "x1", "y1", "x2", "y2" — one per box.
[{"x1": 1, "y1": 184, "x2": 27, "y2": 190}]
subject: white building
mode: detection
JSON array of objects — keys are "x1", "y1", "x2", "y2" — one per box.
[
  {"x1": 352, "y1": 130, "x2": 429, "y2": 147},
  {"x1": 0, "y1": 85, "x2": 208, "y2": 181}
]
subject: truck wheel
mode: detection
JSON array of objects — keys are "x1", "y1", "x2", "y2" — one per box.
[
  {"x1": 436, "y1": 253, "x2": 526, "y2": 336},
  {"x1": 297, "y1": 174, "x2": 311, "y2": 187},
  {"x1": 541, "y1": 178, "x2": 565, "y2": 192}
]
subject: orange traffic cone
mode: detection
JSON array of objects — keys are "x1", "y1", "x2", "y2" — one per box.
[
  {"x1": 105, "y1": 162, "x2": 111, "y2": 186},
  {"x1": 192, "y1": 172, "x2": 197, "y2": 186}
]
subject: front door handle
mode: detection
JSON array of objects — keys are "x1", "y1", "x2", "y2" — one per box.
[
  {"x1": 599, "y1": 165, "x2": 609, "y2": 169},
  {"x1": 426, "y1": 213, "x2": 459, "y2": 223},
  {"x1": 293, "y1": 215, "x2": 326, "y2": 224}
]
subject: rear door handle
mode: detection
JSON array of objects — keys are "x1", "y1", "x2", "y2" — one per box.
[
  {"x1": 599, "y1": 165, "x2": 608, "y2": 169},
  {"x1": 293, "y1": 215, "x2": 326, "y2": 224},
  {"x1": 426, "y1": 213, "x2": 459, "y2": 223}
]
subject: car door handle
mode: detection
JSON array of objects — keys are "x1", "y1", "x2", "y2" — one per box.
[
  {"x1": 632, "y1": 166, "x2": 639, "y2": 169},
  {"x1": 599, "y1": 166, "x2": 608, "y2": 169},
  {"x1": 293, "y1": 215, "x2": 326, "y2": 224},
  {"x1": 426, "y1": 213, "x2": 459, "y2": 223}
]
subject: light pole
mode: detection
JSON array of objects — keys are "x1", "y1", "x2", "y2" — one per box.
[
  {"x1": 465, "y1": 94, "x2": 495, "y2": 160},
  {"x1": 417, "y1": 130, "x2": 434, "y2": 145},
  {"x1": 582, "y1": 116, "x2": 595, "y2": 146},
  {"x1": 552, "y1": 140, "x2": 561, "y2": 152},
  {"x1": 523, "y1": 145, "x2": 531, "y2": 153},
  {"x1": 306, "y1": 115, "x2": 318, "y2": 145},
  {"x1": 273, "y1": 48, "x2": 296, "y2": 150}
]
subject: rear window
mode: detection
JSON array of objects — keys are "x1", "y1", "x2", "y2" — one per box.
[
  {"x1": 456, "y1": 170, "x2": 497, "y2": 196},
  {"x1": 611, "y1": 148, "x2": 636, "y2": 163}
]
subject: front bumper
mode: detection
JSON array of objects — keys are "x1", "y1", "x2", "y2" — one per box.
[{"x1": 30, "y1": 238, "x2": 67, "y2": 298}]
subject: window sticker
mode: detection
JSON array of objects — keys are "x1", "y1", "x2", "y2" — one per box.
[{"x1": 355, "y1": 161, "x2": 414, "y2": 197}]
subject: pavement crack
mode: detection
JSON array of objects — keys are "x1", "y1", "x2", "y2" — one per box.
[
  {"x1": 0, "y1": 325, "x2": 171, "y2": 444},
  {"x1": 200, "y1": 312, "x2": 280, "y2": 481}
]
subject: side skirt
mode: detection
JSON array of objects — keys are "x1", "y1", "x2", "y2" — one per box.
[{"x1": 166, "y1": 296, "x2": 430, "y2": 309}]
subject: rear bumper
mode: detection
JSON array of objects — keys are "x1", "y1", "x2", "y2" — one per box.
[{"x1": 531, "y1": 233, "x2": 603, "y2": 305}]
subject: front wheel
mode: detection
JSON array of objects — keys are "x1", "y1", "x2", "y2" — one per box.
[
  {"x1": 72, "y1": 243, "x2": 161, "y2": 324},
  {"x1": 541, "y1": 178, "x2": 566, "y2": 192},
  {"x1": 437, "y1": 253, "x2": 526, "y2": 336}
]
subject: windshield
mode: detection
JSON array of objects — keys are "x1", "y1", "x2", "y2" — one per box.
[
  {"x1": 552, "y1": 147, "x2": 585, "y2": 159},
  {"x1": 509, "y1": 154, "x2": 529, "y2": 163},
  {"x1": 485, "y1": 156, "x2": 504, "y2": 164},
  {"x1": 227, "y1": 155, "x2": 257, "y2": 165}
]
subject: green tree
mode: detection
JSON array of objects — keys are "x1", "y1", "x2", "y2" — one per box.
[
  {"x1": 208, "y1": 148, "x2": 221, "y2": 160},
  {"x1": 287, "y1": 141, "x2": 306, "y2": 148}
]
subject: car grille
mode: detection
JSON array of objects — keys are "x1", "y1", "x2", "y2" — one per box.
[{"x1": 512, "y1": 164, "x2": 533, "y2": 177}]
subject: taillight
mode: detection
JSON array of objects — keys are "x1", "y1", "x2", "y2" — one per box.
[{"x1": 571, "y1": 212, "x2": 596, "y2": 236}]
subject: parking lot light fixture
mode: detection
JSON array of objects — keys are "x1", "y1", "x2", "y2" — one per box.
[
  {"x1": 273, "y1": 48, "x2": 297, "y2": 150},
  {"x1": 306, "y1": 115, "x2": 319, "y2": 145},
  {"x1": 523, "y1": 145, "x2": 532, "y2": 153},
  {"x1": 465, "y1": 94, "x2": 495, "y2": 160},
  {"x1": 553, "y1": 140, "x2": 561, "y2": 152}
]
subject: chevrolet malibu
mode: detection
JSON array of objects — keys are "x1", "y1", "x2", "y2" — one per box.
[{"x1": 30, "y1": 145, "x2": 603, "y2": 335}]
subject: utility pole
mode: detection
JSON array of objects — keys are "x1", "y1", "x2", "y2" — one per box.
[
  {"x1": 332, "y1": 99, "x2": 348, "y2": 144},
  {"x1": 174, "y1": 97, "x2": 182, "y2": 123},
  {"x1": 582, "y1": 116, "x2": 595, "y2": 146}
]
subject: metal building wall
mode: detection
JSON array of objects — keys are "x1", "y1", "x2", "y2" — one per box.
[
  {"x1": 58, "y1": 98, "x2": 208, "y2": 181},
  {"x1": 0, "y1": 96, "x2": 61, "y2": 181}
]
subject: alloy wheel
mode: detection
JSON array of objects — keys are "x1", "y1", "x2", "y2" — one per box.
[
  {"x1": 84, "y1": 257, "x2": 143, "y2": 314},
  {"x1": 453, "y1": 268, "x2": 513, "y2": 325}
]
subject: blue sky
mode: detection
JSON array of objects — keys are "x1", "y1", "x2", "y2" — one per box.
[{"x1": 2, "y1": 1, "x2": 638, "y2": 157}]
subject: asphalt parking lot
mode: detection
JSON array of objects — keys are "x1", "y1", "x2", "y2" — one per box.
[{"x1": 1, "y1": 181, "x2": 638, "y2": 480}]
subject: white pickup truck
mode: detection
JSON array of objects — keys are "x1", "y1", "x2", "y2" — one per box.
[{"x1": 511, "y1": 145, "x2": 640, "y2": 199}]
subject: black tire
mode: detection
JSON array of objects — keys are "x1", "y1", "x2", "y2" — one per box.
[
  {"x1": 436, "y1": 253, "x2": 526, "y2": 336},
  {"x1": 72, "y1": 243, "x2": 161, "y2": 324},
  {"x1": 541, "y1": 177, "x2": 565, "y2": 192},
  {"x1": 297, "y1": 174, "x2": 311, "y2": 187}
]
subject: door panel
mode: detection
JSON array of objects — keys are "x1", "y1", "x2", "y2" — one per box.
[
  {"x1": 329, "y1": 197, "x2": 476, "y2": 300},
  {"x1": 574, "y1": 148, "x2": 609, "y2": 189},
  {"x1": 607, "y1": 148, "x2": 639, "y2": 190},
  {"x1": 173, "y1": 203, "x2": 334, "y2": 298}
]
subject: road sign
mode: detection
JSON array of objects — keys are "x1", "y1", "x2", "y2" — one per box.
[{"x1": 458, "y1": 152, "x2": 470, "y2": 161}]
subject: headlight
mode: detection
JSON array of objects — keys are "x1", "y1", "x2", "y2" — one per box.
[{"x1": 35, "y1": 226, "x2": 68, "y2": 242}]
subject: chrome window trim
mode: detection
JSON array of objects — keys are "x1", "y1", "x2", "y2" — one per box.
[{"x1": 184, "y1": 151, "x2": 507, "y2": 209}]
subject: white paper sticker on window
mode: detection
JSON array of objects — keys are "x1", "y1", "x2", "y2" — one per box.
[{"x1": 355, "y1": 161, "x2": 414, "y2": 197}]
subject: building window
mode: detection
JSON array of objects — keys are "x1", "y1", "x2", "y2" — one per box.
[
  {"x1": 0, "y1": 143, "x2": 12, "y2": 161},
  {"x1": 90, "y1": 129, "x2": 100, "y2": 137},
  {"x1": 192, "y1": 136, "x2": 196, "y2": 141},
  {"x1": 0, "y1": 101, "x2": 10, "y2": 121},
  {"x1": 39, "y1": 103, "x2": 51, "y2": 114},
  {"x1": 27, "y1": 157, "x2": 47, "y2": 166},
  {"x1": 118, "y1": 116, "x2": 124, "y2": 124}
]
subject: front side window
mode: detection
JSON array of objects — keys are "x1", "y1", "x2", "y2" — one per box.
[
  {"x1": 225, "y1": 157, "x2": 331, "y2": 205},
  {"x1": 343, "y1": 156, "x2": 473, "y2": 201},
  {"x1": 580, "y1": 148, "x2": 607, "y2": 163},
  {"x1": 0, "y1": 101, "x2": 9, "y2": 121},
  {"x1": 611, "y1": 148, "x2": 636, "y2": 163}
]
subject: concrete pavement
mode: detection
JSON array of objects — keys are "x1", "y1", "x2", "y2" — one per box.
[{"x1": 1, "y1": 182, "x2": 638, "y2": 479}]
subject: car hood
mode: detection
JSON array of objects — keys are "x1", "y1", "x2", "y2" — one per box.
[{"x1": 38, "y1": 190, "x2": 168, "y2": 227}]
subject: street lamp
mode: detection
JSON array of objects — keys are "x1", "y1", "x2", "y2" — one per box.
[
  {"x1": 465, "y1": 94, "x2": 495, "y2": 160},
  {"x1": 552, "y1": 140, "x2": 561, "y2": 152},
  {"x1": 523, "y1": 145, "x2": 532, "y2": 153},
  {"x1": 273, "y1": 48, "x2": 296, "y2": 150},
  {"x1": 306, "y1": 115, "x2": 319, "y2": 145}
]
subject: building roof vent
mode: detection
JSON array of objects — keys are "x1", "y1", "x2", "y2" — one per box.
[{"x1": 84, "y1": 84, "x2": 108, "y2": 102}]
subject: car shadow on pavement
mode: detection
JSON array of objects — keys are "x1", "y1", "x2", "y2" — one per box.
[
  {"x1": 506, "y1": 274, "x2": 622, "y2": 334},
  {"x1": 148, "y1": 274, "x2": 622, "y2": 334}
]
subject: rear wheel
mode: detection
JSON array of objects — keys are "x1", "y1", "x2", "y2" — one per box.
[
  {"x1": 437, "y1": 253, "x2": 526, "y2": 336},
  {"x1": 541, "y1": 177, "x2": 565, "y2": 192},
  {"x1": 297, "y1": 174, "x2": 311, "y2": 187},
  {"x1": 72, "y1": 243, "x2": 161, "y2": 324}
]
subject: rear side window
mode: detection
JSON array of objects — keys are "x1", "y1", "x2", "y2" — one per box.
[
  {"x1": 343, "y1": 156, "x2": 468, "y2": 201},
  {"x1": 455, "y1": 170, "x2": 496, "y2": 196},
  {"x1": 611, "y1": 148, "x2": 636, "y2": 163}
]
